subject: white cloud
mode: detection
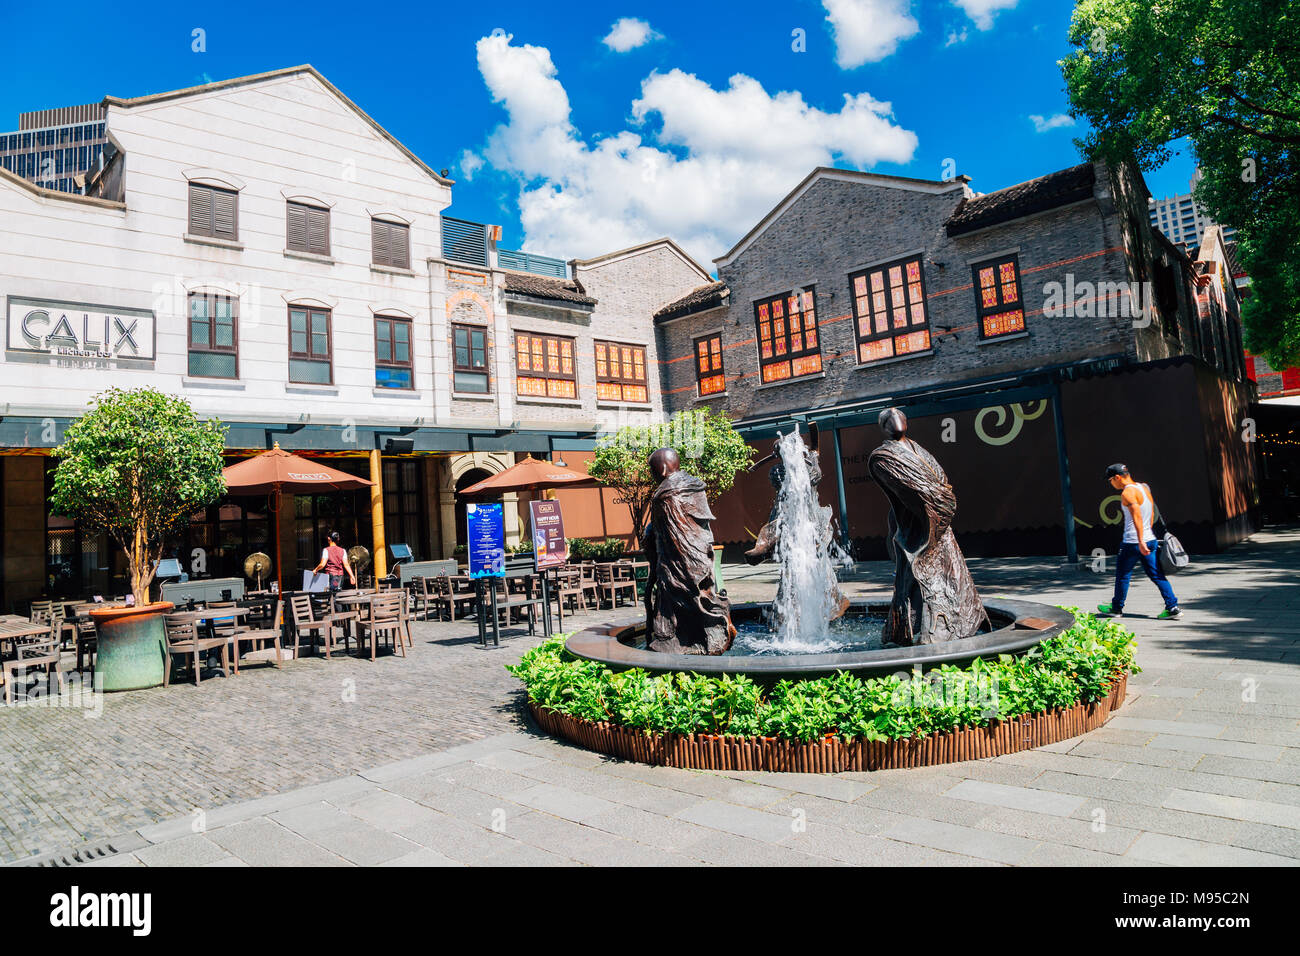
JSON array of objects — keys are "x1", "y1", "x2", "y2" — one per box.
[
  {"x1": 1029, "y1": 113, "x2": 1076, "y2": 133},
  {"x1": 473, "y1": 32, "x2": 918, "y2": 264},
  {"x1": 945, "y1": 27, "x2": 969, "y2": 46},
  {"x1": 822, "y1": 0, "x2": 920, "y2": 68},
  {"x1": 602, "y1": 17, "x2": 661, "y2": 53},
  {"x1": 458, "y1": 149, "x2": 484, "y2": 180},
  {"x1": 952, "y1": 0, "x2": 1018, "y2": 30}
]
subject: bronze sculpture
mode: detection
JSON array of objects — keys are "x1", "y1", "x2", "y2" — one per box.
[
  {"x1": 642, "y1": 447, "x2": 735, "y2": 655},
  {"x1": 744, "y1": 425, "x2": 850, "y2": 622},
  {"x1": 868, "y1": 408, "x2": 989, "y2": 646}
]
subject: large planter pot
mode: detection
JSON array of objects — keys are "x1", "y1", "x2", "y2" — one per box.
[{"x1": 88, "y1": 602, "x2": 173, "y2": 692}]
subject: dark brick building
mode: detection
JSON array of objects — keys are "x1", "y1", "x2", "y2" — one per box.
[{"x1": 653, "y1": 160, "x2": 1258, "y2": 558}]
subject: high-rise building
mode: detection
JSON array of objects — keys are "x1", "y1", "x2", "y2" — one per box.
[
  {"x1": 1148, "y1": 168, "x2": 1237, "y2": 248},
  {"x1": 0, "y1": 103, "x2": 107, "y2": 194}
]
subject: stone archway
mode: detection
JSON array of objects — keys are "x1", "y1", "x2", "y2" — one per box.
[{"x1": 437, "y1": 452, "x2": 522, "y2": 557}]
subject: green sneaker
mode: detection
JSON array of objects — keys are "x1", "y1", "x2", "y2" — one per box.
[
  {"x1": 1158, "y1": 608, "x2": 1183, "y2": 620},
  {"x1": 1097, "y1": 603, "x2": 1123, "y2": 617}
]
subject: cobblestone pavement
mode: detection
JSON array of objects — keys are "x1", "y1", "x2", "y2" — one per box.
[{"x1": 6, "y1": 528, "x2": 1300, "y2": 866}]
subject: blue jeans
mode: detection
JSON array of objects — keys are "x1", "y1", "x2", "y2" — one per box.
[{"x1": 1112, "y1": 541, "x2": 1178, "y2": 611}]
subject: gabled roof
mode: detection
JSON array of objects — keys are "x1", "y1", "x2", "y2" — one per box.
[
  {"x1": 946, "y1": 162, "x2": 1096, "y2": 236},
  {"x1": 102, "y1": 66, "x2": 453, "y2": 188},
  {"x1": 715, "y1": 166, "x2": 968, "y2": 268},
  {"x1": 571, "y1": 237, "x2": 712, "y2": 282},
  {"x1": 654, "y1": 281, "x2": 729, "y2": 323},
  {"x1": 502, "y1": 271, "x2": 597, "y2": 307}
]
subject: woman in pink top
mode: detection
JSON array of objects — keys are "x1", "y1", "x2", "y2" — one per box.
[{"x1": 313, "y1": 531, "x2": 356, "y2": 591}]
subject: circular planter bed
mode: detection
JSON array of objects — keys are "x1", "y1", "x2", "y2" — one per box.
[{"x1": 527, "y1": 673, "x2": 1128, "y2": 773}]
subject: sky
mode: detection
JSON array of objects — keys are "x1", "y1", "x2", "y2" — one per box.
[{"x1": 0, "y1": 0, "x2": 1201, "y2": 269}]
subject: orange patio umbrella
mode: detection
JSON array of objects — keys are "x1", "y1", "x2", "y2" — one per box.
[
  {"x1": 459, "y1": 455, "x2": 600, "y2": 498},
  {"x1": 222, "y1": 443, "x2": 373, "y2": 593}
]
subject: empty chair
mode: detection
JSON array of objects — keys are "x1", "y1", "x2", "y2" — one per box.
[
  {"x1": 354, "y1": 592, "x2": 406, "y2": 661},
  {"x1": 595, "y1": 563, "x2": 637, "y2": 609},
  {"x1": 289, "y1": 594, "x2": 355, "y2": 659},
  {"x1": 4, "y1": 634, "x2": 63, "y2": 704},
  {"x1": 163, "y1": 614, "x2": 230, "y2": 687}
]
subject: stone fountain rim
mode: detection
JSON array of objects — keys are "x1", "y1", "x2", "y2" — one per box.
[{"x1": 564, "y1": 598, "x2": 1075, "y2": 678}]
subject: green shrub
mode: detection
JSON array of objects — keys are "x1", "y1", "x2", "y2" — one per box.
[
  {"x1": 507, "y1": 608, "x2": 1139, "y2": 743},
  {"x1": 566, "y1": 536, "x2": 627, "y2": 561}
]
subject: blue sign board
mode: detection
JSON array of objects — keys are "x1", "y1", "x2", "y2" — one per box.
[{"x1": 467, "y1": 502, "x2": 505, "y2": 578}]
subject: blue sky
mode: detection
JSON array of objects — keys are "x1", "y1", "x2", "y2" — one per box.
[{"x1": 0, "y1": 0, "x2": 1199, "y2": 266}]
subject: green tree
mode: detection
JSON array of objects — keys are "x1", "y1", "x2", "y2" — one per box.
[
  {"x1": 1060, "y1": 0, "x2": 1300, "y2": 367},
  {"x1": 588, "y1": 408, "x2": 754, "y2": 542},
  {"x1": 51, "y1": 388, "x2": 227, "y2": 605}
]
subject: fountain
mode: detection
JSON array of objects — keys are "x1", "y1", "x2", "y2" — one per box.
[{"x1": 567, "y1": 409, "x2": 1073, "y2": 680}]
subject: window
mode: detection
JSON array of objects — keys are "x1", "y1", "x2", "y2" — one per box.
[
  {"x1": 287, "y1": 201, "x2": 330, "y2": 256},
  {"x1": 514, "y1": 332, "x2": 576, "y2": 399},
  {"x1": 695, "y1": 333, "x2": 726, "y2": 395},
  {"x1": 452, "y1": 324, "x2": 489, "y2": 393},
  {"x1": 288, "y1": 306, "x2": 332, "y2": 384},
  {"x1": 374, "y1": 315, "x2": 413, "y2": 390},
  {"x1": 972, "y1": 255, "x2": 1026, "y2": 338},
  {"x1": 754, "y1": 288, "x2": 822, "y2": 383},
  {"x1": 188, "y1": 182, "x2": 238, "y2": 240},
  {"x1": 187, "y1": 292, "x2": 238, "y2": 378},
  {"x1": 850, "y1": 256, "x2": 931, "y2": 364},
  {"x1": 595, "y1": 340, "x2": 648, "y2": 403},
  {"x1": 371, "y1": 218, "x2": 410, "y2": 270}
]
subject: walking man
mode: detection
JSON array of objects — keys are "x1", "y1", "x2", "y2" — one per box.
[{"x1": 1097, "y1": 464, "x2": 1181, "y2": 619}]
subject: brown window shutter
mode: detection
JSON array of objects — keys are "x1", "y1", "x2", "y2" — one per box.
[
  {"x1": 392, "y1": 222, "x2": 410, "y2": 269},
  {"x1": 308, "y1": 206, "x2": 329, "y2": 256},
  {"x1": 372, "y1": 218, "x2": 389, "y2": 266},
  {"x1": 287, "y1": 202, "x2": 308, "y2": 251},
  {"x1": 213, "y1": 187, "x2": 237, "y2": 240},
  {"x1": 189, "y1": 183, "x2": 212, "y2": 235}
]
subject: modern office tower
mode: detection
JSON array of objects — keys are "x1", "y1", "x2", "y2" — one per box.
[{"x1": 0, "y1": 103, "x2": 107, "y2": 194}]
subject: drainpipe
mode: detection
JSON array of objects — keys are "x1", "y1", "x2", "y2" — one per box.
[{"x1": 1051, "y1": 382, "x2": 1078, "y2": 563}]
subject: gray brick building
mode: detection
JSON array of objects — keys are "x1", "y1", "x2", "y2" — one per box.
[{"x1": 652, "y1": 160, "x2": 1257, "y2": 558}]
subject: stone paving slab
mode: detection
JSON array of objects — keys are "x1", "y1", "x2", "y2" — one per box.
[{"x1": 3, "y1": 528, "x2": 1299, "y2": 866}]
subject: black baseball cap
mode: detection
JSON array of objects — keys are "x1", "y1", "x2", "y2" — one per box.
[{"x1": 1105, "y1": 463, "x2": 1129, "y2": 479}]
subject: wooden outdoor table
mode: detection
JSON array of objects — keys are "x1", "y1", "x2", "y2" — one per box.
[{"x1": 0, "y1": 618, "x2": 56, "y2": 684}]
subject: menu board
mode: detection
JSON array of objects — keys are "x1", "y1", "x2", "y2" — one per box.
[
  {"x1": 529, "y1": 499, "x2": 567, "y2": 570},
  {"x1": 467, "y1": 502, "x2": 505, "y2": 578}
]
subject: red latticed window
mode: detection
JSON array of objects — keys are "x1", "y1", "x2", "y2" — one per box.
[
  {"x1": 850, "y1": 256, "x2": 931, "y2": 364},
  {"x1": 972, "y1": 255, "x2": 1026, "y2": 338},
  {"x1": 695, "y1": 333, "x2": 725, "y2": 395},
  {"x1": 515, "y1": 331, "x2": 576, "y2": 398},
  {"x1": 595, "y1": 340, "x2": 648, "y2": 402},
  {"x1": 754, "y1": 288, "x2": 821, "y2": 383}
]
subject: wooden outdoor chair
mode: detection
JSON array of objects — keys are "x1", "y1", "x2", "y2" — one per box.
[
  {"x1": 163, "y1": 614, "x2": 230, "y2": 687},
  {"x1": 4, "y1": 633, "x2": 63, "y2": 704},
  {"x1": 425, "y1": 574, "x2": 452, "y2": 622},
  {"x1": 552, "y1": 567, "x2": 584, "y2": 625},
  {"x1": 75, "y1": 615, "x2": 97, "y2": 676},
  {"x1": 204, "y1": 602, "x2": 255, "y2": 676},
  {"x1": 354, "y1": 592, "x2": 406, "y2": 661},
  {"x1": 289, "y1": 594, "x2": 355, "y2": 660},
  {"x1": 596, "y1": 563, "x2": 637, "y2": 609},
  {"x1": 578, "y1": 562, "x2": 599, "y2": 609},
  {"x1": 409, "y1": 577, "x2": 434, "y2": 622},
  {"x1": 232, "y1": 600, "x2": 285, "y2": 668},
  {"x1": 448, "y1": 575, "x2": 477, "y2": 620}
]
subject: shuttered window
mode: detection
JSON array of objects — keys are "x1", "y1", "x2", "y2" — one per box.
[
  {"x1": 188, "y1": 183, "x2": 238, "y2": 240},
  {"x1": 287, "y1": 201, "x2": 330, "y2": 256},
  {"x1": 372, "y1": 218, "x2": 411, "y2": 269}
]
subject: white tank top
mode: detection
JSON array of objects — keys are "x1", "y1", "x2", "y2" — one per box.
[{"x1": 1122, "y1": 483, "x2": 1154, "y2": 544}]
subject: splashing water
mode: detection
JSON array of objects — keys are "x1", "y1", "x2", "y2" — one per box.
[{"x1": 765, "y1": 429, "x2": 854, "y2": 652}]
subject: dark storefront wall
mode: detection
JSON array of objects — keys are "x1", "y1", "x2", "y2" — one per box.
[{"x1": 38, "y1": 454, "x2": 432, "y2": 600}]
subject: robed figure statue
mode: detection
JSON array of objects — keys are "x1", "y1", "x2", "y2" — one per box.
[
  {"x1": 868, "y1": 408, "x2": 989, "y2": 646},
  {"x1": 642, "y1": 448, "x2": 735, "y2": 655}
]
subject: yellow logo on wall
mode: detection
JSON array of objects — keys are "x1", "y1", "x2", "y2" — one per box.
[{"x1": 975, "y1": 401, "x2": 1048, "y2": 446}]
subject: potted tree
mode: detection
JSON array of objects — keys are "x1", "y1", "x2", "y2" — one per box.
[
  {"x1": 50, "y1": 388, "x2": 226, "y2": 691},
  {"x1": 587, "y1": 408, "x2": 752, "y2": 588}
]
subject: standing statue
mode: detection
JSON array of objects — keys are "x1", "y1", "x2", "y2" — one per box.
[
  {"x1": 744, "y1": 425, "x2": 850, "y2": 623},
  {"x1": 868, "y1": 408, "x2": 989, "y2": 646},
  {"x1": 642, "y1": 447, "x2": 735, "y2": 655}
]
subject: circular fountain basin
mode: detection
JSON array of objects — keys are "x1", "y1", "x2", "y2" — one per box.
[{"x1": 565, "y1": 598, "x2": 1074, "y2": 681}]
